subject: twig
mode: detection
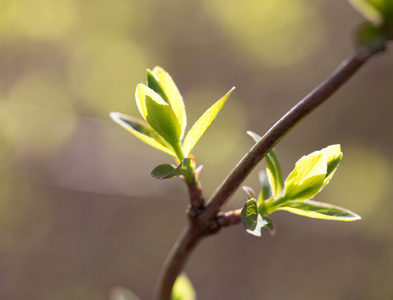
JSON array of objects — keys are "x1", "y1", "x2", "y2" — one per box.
[{"x1": 154, "y1": 46, "x2": 378, "y2": 300}]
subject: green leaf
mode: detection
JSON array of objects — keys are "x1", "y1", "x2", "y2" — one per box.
[
  {"x1": 262, "y1": 216, "x2": 275, "y2": 234},
  {"x1": 171, "y1": 273, "x2": 196, "y2": 300},
  {"x1": 241, "y1": 198, "x2": 268, "y2": 237},
  {"x1": 276, "y1": 200, "x2": 361, "y2": 221},
  {"x1": 147, "y1": 69, "x2": 171, "y2": 104},
  {"x1": 266, "y1": 149, "x2": 283, "y2": 199},
  {"x1": 110, "y1": 112, "x2": 176, "y2": 157},
  {"x1": 247, "y1": 131, "x2": 282, "y2": 198},
  {"x1": 151, "y1": 164, "x2": 177, "y2": 179},
  {"x1": 153, "y1": 67, "x2": 187, "y2": 139},
  {"x1": 356, "y1": 22, "x2": 391, "y2": 53},
  {"x1": 110, "y1": 287, "x2": 141, "y2": 300},
  {"x1": 284, "y1": 152, "x2": 327, "y2": 201},
  {"x1": 151, "y1": 158, "x2": 195, "y2": 183},
  {"x1": 182, "y1": 87, "x2": 235, "y2": 157},
  {"x1": 135, "y1": 84, "x2": 183, "y2": 156},
  {"x1": 258, "y1": 171, "x2": 272, "y2": 203}
]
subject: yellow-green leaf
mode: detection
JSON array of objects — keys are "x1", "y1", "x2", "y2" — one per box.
[
  {"x1": 135, "y1": 84, "x2": 183, "y2": 156},
  {"x1": 153, "y1": 66, "x2": 187, "y2": 139},
  {"x1": 110, "y1": 287, "x2": 141, "y2": 300},
  {"x1": 183, "y1": 87, "x2": 234, "y2": 156},
  {"x1": 171, "y1": 273, "x2": 196, "y2": 300},
  {"x1": 276, "y1": 200, "x2": 361, "y2": 221},
  {"x1": 110, "y1": 112, "x2": 176, "y2": 157},
  {"x1": 284, "y1": 152, "x2": 327, "y2": 201},
  {"x1": 266, "y1": 149, "x2": 283, "y2": 199},
  {"x1": 349, "y1": 0, "x2": 385, "y2": 25}
]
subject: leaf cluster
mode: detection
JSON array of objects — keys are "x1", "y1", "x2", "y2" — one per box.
[
  {"x1": 111, "y1": 67, "x2": 233, "y2": 183},
  {"x1": 241, "y1": 132, "x2": 361, "y2": 237}
]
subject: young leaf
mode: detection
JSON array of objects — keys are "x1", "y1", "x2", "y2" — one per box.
[
  {"x1": 153, "y1": 67, "x2": 187, "y2": 139},
  {"x1": 151, "y1": 158, "x2": 194, "y2": 183},
  {"x1": 182, "y1": 87, "x2": 235, "y2": 157},
  {"x1": 151, "y1": 164, "x2": 177, "y2": 179},
  {"x1": 241, "y1": 198, "x2": 268, "y2": 237},
  {"x1": 266, "y1": 149, "x2": 283, "y2": 199},
  {"x1": 246, "y1": 130, "x2": 261, "y2": 143},
  {"x1": 247, "y1": 131, "x2": 282, "y2": 198},
  {"x1": 171, "y1": 273, "x2": 196, "y2": 300},
  {"x1": 258, "y1": 171, "x2": 272, "y2": 204},
  {"x1": 135, "y1": 84, "x2": 183, "y2": 154},
  {"x1": 348, "y1": 0, "x2": 393, "y2": 26},
  {"x1": 110, "y1": 287, "x2": 141, "y2": 300},
  {"x1": 320, "y1": 144, "x2": 343, "y2": 187},
  {"x1": 242, "y1": 186, "x2": 257, "y2": 199},
  {"x1": 262, "y1": 216, "x2": 275, "y2": 235},
  {"x1": 276, "y1": 200, "x2": 361, "y2": 221},
  {"x1": 356, "y1": 22, "x2": 391, "y2": 52},
  {"x1": 348, "y1": 0, "x2": 385, "y2": 25},
  {"x1": 110, "y1": 112, "x2": 176, "y2": 157},
  {"x1": 147, "y1": 69, "x2": 170, "y2": 104},
  {"x1": 284, "y1": 152, "x2": 327, "y2": 201}
]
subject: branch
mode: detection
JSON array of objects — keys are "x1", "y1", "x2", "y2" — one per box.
[
  {"x1": 154, "y1": 225, "x2": 204, "y2": 300},
  {"x1": 154, "y1": 46, "x2": 379, "y2": 300},
  {"x1": 202, "y1": 47, "x2": 376, "y2": 220}
]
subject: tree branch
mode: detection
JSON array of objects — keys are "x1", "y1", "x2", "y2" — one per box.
[
  {"x1": 154, "y1": 46, "x2": 379, "y2": 300},
  {"x1": 202, "y1": 47, "x2": 376, "y2": 220}
]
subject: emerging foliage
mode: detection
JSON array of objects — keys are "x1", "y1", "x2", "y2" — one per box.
[
  {"x1": 111, "y1": 67, "x2": 234, "y2": 181},
  {"x1": 241, "y1": 132, "x2": 360, "y2": 236}
]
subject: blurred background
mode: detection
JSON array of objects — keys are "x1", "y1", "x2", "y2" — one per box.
[{"x1": 0, "y1": 0, "x2": 392, "y2": 299}]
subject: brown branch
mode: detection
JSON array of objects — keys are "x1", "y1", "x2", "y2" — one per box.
[
  {"x1": 154, "y1": 46, "x2": 379, "y2": 300},
  {"x1": 202, "y1": 47, "x2": 376, "y2": 220}
]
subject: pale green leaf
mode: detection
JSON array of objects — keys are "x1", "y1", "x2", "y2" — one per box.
[
  {"x1": 241, "y1": 198, "x2": 268, "y2": 237},
  {"x1": 348, "y1": 0, "x2": 393, "y2": 25},
  {"x1": 258, "y1": 171, "x2": 272, "y2": 204},
  {"x1": 110, "y1": 287, "x2": 141, "y2": 300},
  {"x1": 262, "y1": 216, "x2": 275, "y2": 234},
  {"x1": 246, "y1": 130, "x2": 261, "y2": 143},
  {"x1": 182, "y1": 87, "x2": 235, "y2": 156},
  {"x1": 171, "y1": 273, "x2": 196, "y2": 300},
  {"x1": 135, "y1": 84, "x2": 183, "y2": 153},
  {"x1": 348, "y1": 0, "x2": 385, "y2": 25},
  {"x1": 242, "y1": 186, "x2": 257, "y2": 199},
  {"x1": 284, "y1": 152, "x2": 327, "y2": 201},
  {"x1": 247, "y1": 131, "x2": 282, "y2": 198},
  {"x1": 266, "y1": 149, "x2": 283, "y2": 199},
  {"x1": 110, "y1": 112, "x2": 176, "y2": 157},
  {"x1": 276, "y1": 200, "x2": 361, "y2": 221},
  {"x1": 153, "y1": 67, "x2": 187, "y2": 139}
]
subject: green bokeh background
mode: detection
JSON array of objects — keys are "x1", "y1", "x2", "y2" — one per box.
[{"x1": 0, "y1": 0, "x2": 392, "y2": 299}]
